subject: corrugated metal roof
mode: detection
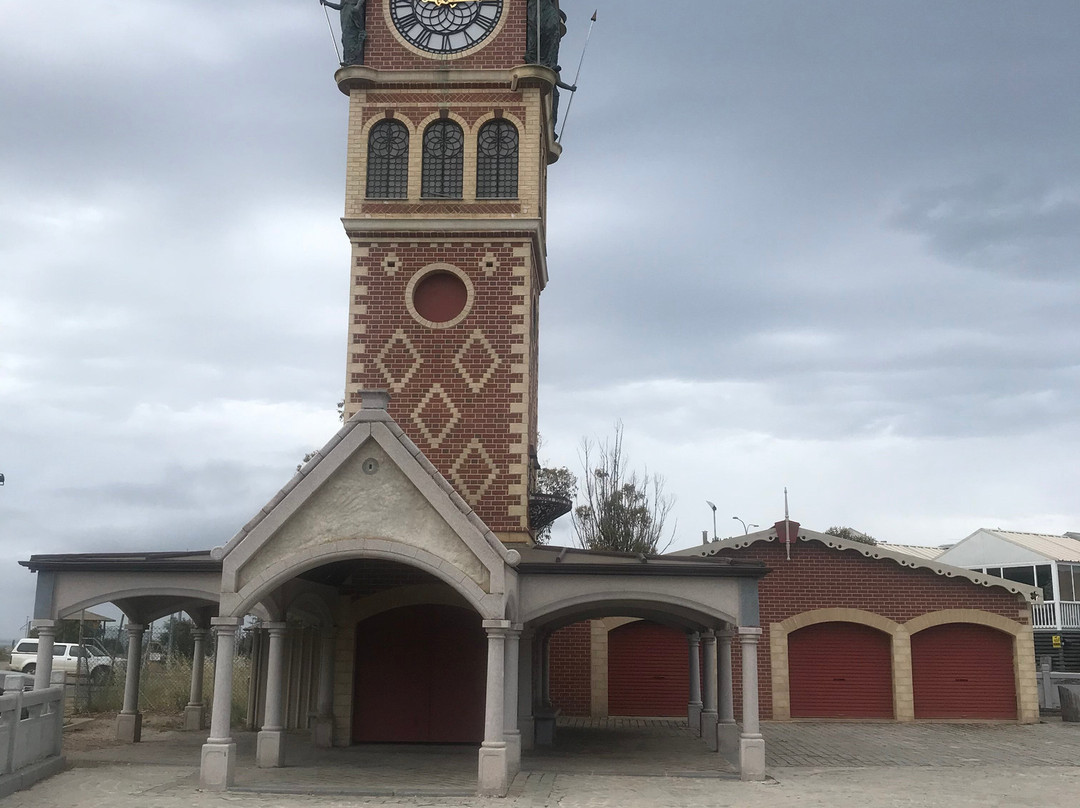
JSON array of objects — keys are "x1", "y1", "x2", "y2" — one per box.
[
  {"x1": 876, "y1": 543, "x2": 947, "y2": 561},
  {"x1": 983, "y1": 530, "x2": 1080, "y2": 562}
]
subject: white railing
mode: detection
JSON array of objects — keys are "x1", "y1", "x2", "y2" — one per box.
[
  {"x1": 1032, "y1": 602, "x2": 1057, "y2": 629},
  {"x1": 1061, "y1": 601, "x2": 1080, "y2": 629},
  {"x1": 0, "y1": 680, "x2": 64, "y2": 781},
  {"x1": 1030, "y1": 601, "x2": 1080, "y2": 630}
]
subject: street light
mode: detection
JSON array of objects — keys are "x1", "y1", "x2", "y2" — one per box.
[
  {"x1": 732, "y1": 516, "x2": 758, "y2": 535},
  {"x1": 705, "y1": 500, "x2": 717, "y2": 541}
]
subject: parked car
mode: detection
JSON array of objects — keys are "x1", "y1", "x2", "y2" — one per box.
[{"x1": 9, "y1": 638, "x2": 114, "y2": 683}]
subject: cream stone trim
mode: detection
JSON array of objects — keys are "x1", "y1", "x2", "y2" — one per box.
[
  {"x1": 404, "y1": 262, "x2": 475, "y2": 329},
  {"x1": 380, "y1": 0, "x2": 510, "y2": 62},
  {"x1": 770, "y1": 607, "x2": 1036, "y2": 723}
]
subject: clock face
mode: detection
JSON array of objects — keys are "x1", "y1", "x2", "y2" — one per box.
[{"x1": 389, "y1": 0, "x2": 504, "y2": 55}]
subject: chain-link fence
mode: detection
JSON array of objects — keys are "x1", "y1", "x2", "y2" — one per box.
[{"x1": 56, "y1": 615, "x2": 254, "y2": 725}]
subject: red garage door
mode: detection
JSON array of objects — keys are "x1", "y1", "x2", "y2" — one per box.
[
  {"x1": 911, "y1": 623, "x2": 1016, "y2": 719},
  {"x1": 788, "y1": 621, "x2": 894, "y2": 718},
  {"x1": 608, "y1": 621, "x2": 689, "y2": 716},
  {"x1": 352, "y1": 604, "x2": 486, "y2": 743}
]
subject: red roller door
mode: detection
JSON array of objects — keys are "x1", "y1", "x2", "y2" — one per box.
[
  {"x1": 911, "y1": 623, "x2": 1017, "y2": 719},
  {"x1": 608, "y1": 621, "x2": 689, "y2": 716},
  {"x1": 788, "y1": 621, "x2": 894, "y2": 718},
  {"x1": 352, "y1": 604, "x2": 486, "y2": 743}
]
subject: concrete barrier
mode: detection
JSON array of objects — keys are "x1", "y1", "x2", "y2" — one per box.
[
  {"x1": 1059, "y1": 684, "x2": 1080, "y2": 723},
  {"x1": 0, "y1": 681, "x2": 66, "y2": 798}
]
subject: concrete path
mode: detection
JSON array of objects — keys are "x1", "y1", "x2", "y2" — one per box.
[{"x1": 5, "y1": 717, "x2": 1080, "y2": 807}]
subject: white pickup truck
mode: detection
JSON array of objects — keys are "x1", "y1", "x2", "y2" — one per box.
[{"x1": 9, "y1": 638, "x2": 114, "y2": 683}]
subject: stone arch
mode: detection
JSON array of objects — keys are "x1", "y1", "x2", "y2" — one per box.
[
  {"x1": 904, "y1": 609, "x2": 1038, "y2": 723},
  {"x1": 523, "y1": 591, "x2": 736, "y2": 633},
  {"x1": 58, "y1": 588, "x2": 220, "y2": 625},
  {"x1": 225, "y1": 537, "x2": 503, "y2": 622},
  {"x1": 770, "y1": 608, "x2": 902, "y2": 721},
  {"x1": 903, "y1": 609, "x2": 1025, "y2": 637}
]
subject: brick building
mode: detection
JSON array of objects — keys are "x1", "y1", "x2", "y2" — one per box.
[
  {"x1": 19, "y1": 1, "x2": 773, "y2": 795},
  {"x1": 548, "y1": 526, "x2": 1040, "y2": 723}
]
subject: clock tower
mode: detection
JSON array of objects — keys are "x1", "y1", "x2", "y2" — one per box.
[{"x1": 334, "y1": 0, "x2": 565, "y2": 546}]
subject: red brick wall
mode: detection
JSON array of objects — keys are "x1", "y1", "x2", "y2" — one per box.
[
  {"x1": 548, "y1": 621, "x2": 591, "y2": 716},
  {"x1": 365, "y1": 1, "x2": 529, "y2": 72},
  {"x1": 346, "y1": 232, "x2": 538, "y2": 534},
  {"x1": 714, "y1": 538, "x2": 1030, "y2": 719}
]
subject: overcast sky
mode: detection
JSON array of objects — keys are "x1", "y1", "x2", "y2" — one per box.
[{"x1": 2, "y1": 1, "x2": 1079, "y2": 641}]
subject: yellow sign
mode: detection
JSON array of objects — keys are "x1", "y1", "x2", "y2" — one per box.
[{"x1": 1052, "y1": 635, "x2": 1062, "y2": 648}]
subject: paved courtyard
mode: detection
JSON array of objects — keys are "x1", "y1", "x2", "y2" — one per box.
[{"x1": 5, "y1": 716, "x2": 1080, "y2": 807}]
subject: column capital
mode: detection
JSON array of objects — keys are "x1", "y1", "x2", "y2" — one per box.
[
  {"x1": 738, "y1": 626, "x2": 763, "y2": 638},
  {"x1": 717, "y1": 629, "x2": 736, "y2": 640},
  {"x1": 263, "y1": 622, "x2": 289, "y2": 636},
  {"x1": 483, "y1": 619, "x2": 512, "y2": 635},
  {"x1": 687, "y1": 631, "x2": 701, "y2": 644},
  {"x1": 211, "y1": 616, "x2": 243, "y2": 628},
  {"x1": 191, "y1": 628, "x2": 211, "y2": 640},
  {"x1": 31, "y1": 619, "x2": 56, "y2": 633},
  {"x1": 125, "y1": 623, "x2": 146, "y2": 636},
  {"x1": 702, "y1": 630, "x2": 717, "y2": 643}
]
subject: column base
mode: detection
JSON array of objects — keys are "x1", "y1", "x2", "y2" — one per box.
[
  {"x1": 688, "y1": 702, "x2": 702, "y2": 735},
  {"x1": 534, "y1": 712, "x2": 557, "y2": 746},
  {"x1": 183, "y1": 704, "x2": 205, "y2": 731},
  {"x1": 256, "y1": 729, "x2": 285, "y2": 768},
  {"x1": 739, "y1": 735, "x2": 766, "y2": 781},
  {"x1": 115, "y1": 712, "x2": 142, "y2": 743},
  {"x1": 519, "y1": 715, "x2": 535, "y2": 750},
  {"x1": 504, "y1": 730, "x2": 521, "y2": 778},
  {"x1": 312, "y1": 716, "x2": 334, "y2": 748},
  {"x1": 718, "y1": 720, "x2": 739, "y2": 760},
  {"x1": 477, "y1": 742, "x2": 509, "y2": 796},
  {"x1": 701, "y1": 710, "x2": 718, "y2": 752},
  {"x1": 200, "y1": 741, "x2": 237, "y2": 791}
]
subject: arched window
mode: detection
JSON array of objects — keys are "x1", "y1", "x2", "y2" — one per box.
[
  {"x1": 366, "y1": 120, "x2": 409, "y2": 199},
  {"x1": 421, "y1": 119, "x2": 464, "y2": 199},
  {"x1": 476, "y1": 119, "x2": 518, "y2": 199}
]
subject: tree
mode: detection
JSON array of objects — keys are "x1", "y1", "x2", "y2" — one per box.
[
  {"x1": 825, "y1": 525, "x2": 877, "y2": 546},
  {"x1": 533, "y1": 465, "x2": 577, "y2": 545},
  {"x1": 572, "y1": 423, "x2": 675, "y2": 554}
]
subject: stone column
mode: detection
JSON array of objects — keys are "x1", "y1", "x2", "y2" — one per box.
[
  {"x1": 534, "y1": 630, "x2": 556, "y2": 746},
  {"x1": 738, "y1": 627, "x2": 766, "y2": 781},
  {"x1": 200, "y1": 616, "x2": 242, "y2": 791},
  {"x1": 116, "y1": 623, "x2": 145, "y2": 742},
  {"x1": 31, "y1": 620, "x2": 56, "y2": 691},
  {"x1": 312, "y1": 627, "x2": 336, "y2": 748},
  {"x1": 257, "y1": 622, "x2": 288, "y2": 767},
  {"x1": 478, "y1": 619, "x2": 510, "y2": 796},
  {"x1": 687, "y1": 631, "x2": 702, "y2": 733},
  {"x1": 504, "y1": 625, "x2": 522, "y2": 777},
  {"x1": 518, "y1": 629, "x2": 535, "y2": 750},
  {"x1": 701, "y1": 631, "x2": 718, "y2": 751},
  {"x1": 717, "y1": 630, "x2": 739, "y2": 758},
  {"x1": 184, "y1": 628, "x2": 209, "y2": 730}
]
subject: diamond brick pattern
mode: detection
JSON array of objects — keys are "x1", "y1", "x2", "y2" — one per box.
[
  {"x1": 410, "y1": 383, "x2": 461, "y2": 448},
  {"x1": 374, "y1": 329, "x2": 423, "y2": 393},
  {"x1": 452, "y1": 329, "x2": 501, "y2": 394},
  {"x1": 449, "y1": 438, "x2": 499, "y2": 506}
]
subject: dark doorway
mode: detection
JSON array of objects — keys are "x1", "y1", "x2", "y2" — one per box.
[{"x1": 352, "y1": 603, "x2": 486, "y2": 743}]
